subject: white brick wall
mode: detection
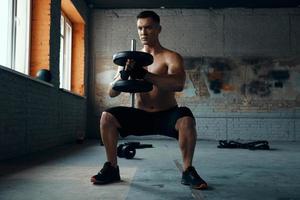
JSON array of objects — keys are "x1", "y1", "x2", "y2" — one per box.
[{"x1": 195, "y1": 116, "x2": 297, "y2": 141}]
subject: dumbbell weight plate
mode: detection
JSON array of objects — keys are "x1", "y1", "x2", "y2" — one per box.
[
  {"x1": 117, "y1": 144, "x2": 124, "y2": 158},
  {"x1": 117, "y1": 144, "x2": 136, "y2": 159},
  {"x1": 113, "y1": 51, "x2": 153, "y2": 67},
  {"x1": 113, "y1": 80, "x2": 153, "y2": 93},
  {"x1": 123, "y1": 145, "x2": 136, "y2": 159}
]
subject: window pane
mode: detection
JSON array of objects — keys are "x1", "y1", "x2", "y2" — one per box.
[
  {"x1": 0, "y1": 0, "x2": 12, "y2": 67},
  {"x1": 59, "y1": 37, "x2": 64, "y2": 88},
  {"x1": 14, "y1": 0, "x2": 30, "y2": 74},
  {"x1": 60, "y1": 14, "x2": 72, "y2": 90},
  {"x1": 64, "y1": 22, "x2": 72, "y2": 90},
  {"x1": 0, "y1": 0, "x2": 30, "y2": 74},
  {"x1": 61, "y1": 15, "x2": 64, "y2": 36}
]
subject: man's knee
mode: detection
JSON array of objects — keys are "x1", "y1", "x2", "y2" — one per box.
[
  {"x1": 176, "y1": 117, "x2": 197, "y2": 142},
  {"x1": 100, "y1": 111, "x2": 120, "y2": 129},
  {"x1": 175, "y1": 116, "x2": 196, "y2": 132},
  {"x1": 175, "y1": 116, "x2": 196, "y2": 131}
]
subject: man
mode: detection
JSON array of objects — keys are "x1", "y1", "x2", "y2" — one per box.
[{"x1": 91, "y1": 10, "x2": 208, "y2": 190}]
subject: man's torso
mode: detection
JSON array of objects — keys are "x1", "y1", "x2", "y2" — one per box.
[{"x1": 136, "y1": 49, "x2": 178, "y2": 112}]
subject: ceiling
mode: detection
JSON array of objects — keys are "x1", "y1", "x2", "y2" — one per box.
[{"x1": 85, "y1": 0, "x2": 300, "y2": 9}]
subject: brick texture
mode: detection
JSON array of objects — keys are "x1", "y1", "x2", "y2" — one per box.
[
  {"x1": 0, "y1": 67, "x2": 87, "y2": 160},
  {"x1": 90, "y1": 8, "x2": 300, "y2": 141}
]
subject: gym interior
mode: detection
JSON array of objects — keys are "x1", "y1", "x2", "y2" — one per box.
[{"x1": 1, "y1": 0, "x2": 300, "y2": 199}]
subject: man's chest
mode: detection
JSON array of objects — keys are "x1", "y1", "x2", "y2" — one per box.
[{"x1": 147, "y1": 60, "x2": 168, "y2": 75}]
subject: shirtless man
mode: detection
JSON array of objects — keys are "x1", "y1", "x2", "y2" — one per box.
[{"x1": 91, "y1": 10, "x2": 208, "y2": 190}]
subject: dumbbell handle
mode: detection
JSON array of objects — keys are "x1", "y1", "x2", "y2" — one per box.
[
  {"x1": 135, "y1": 144, "x2": 153, "y2": 149},
  {"x1": 124, "y1": 142, "x2": 153, "y2": 149},
  {"x1": 131, "y1": 39, "x2": 136, "y2": 51},
  {"x1": 119, "y1": 39, "x2": 136, "y2": 80},
  {"x1": 130, "y1": 39, "x2": 136, "y2": 108}
]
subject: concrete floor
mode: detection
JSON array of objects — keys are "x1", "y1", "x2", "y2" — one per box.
[{"x1": 0, "y1": 139, "x2": 300, "y2": 200}]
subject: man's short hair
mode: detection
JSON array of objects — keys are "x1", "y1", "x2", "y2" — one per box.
[{"x1": 137, "y1": 10, "x2": 160, "y2": 24}]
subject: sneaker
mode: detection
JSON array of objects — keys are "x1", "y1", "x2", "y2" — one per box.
[
  {"x1": 91, "y1": 162, "x2": 121, "y2": 184},
  {"x1": 181, "y1": 166, "x2": 208, "y2": 190}
]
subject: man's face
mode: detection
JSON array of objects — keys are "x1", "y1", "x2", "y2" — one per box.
[{"x1": 137, "y1": 17, "x2": 161, "y2": 46}]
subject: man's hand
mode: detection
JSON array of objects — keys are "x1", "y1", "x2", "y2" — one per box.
[
  {"x1": 125, "y1": 59, "x2": 148, "y2": 79},
  {"x1": 119, "y1": 70, "x2": 130, "y2": 80}
]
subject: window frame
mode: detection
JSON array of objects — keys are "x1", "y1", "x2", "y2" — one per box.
[{"x1": 0, "y1": 0, "x2": 31, "y2": 74}]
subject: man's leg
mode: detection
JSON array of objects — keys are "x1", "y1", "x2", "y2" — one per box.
[
  {"x1": 175, "y1": 116, "x2": 197, "y2": 171},
  {"x1": 91, "y1": 111, "x2": 122, "y2": 184},
  {"x1": 176, "y1": 116, "x2": 208, "y2": 189},
  {"x1": 100, "y1": 111, "x2": 121, "y2": 167}
]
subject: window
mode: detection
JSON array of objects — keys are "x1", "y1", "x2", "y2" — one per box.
[
  {"x1": 61, "y1": 0, "x2": 85, "y2": 96},
  {"x1": 0, "y1": 0, "x2": 31, "y2": 74},
  {"x1": 60, "y1": 13, "x2": 72, "y2": 90},
  {"x1": 0, "y1": 0, "x2": 12, "y2": 69}
]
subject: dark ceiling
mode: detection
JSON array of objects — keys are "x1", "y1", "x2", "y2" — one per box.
[{"x1": 85, "y1": 0, "x2": 300, "y2": 9}]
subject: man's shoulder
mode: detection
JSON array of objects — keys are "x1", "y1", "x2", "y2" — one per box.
[
  {"x1": 162, "y1": 48, "x2": 182, "y2": 60},
  {"x1": 160, "y1": 48, "x2": 184, "y2": 70}
]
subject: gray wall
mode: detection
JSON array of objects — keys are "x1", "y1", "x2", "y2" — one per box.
[
  {"x1": 0, "y1": 0, "x2": 89, "y2": 160},
  {"x1": 90, "y1": 8, "x2": 300, "y2": 141},
  {"x1": 91, "y1": 9, "x2": 300, "y2": 57}
]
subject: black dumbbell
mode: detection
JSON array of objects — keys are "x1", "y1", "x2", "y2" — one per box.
[
  {"x1": 112, "y1": 43, "x2": 154, "y2": 93},
  {"x1": 117, "y1": 144, "x2": 136, "y2": 159}
]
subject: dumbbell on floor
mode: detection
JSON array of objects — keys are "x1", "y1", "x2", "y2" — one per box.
[
  {"x1": 117, "y1": 144, "x2": 136, "y2": 159},
  {"x1": 117, "y1": 142, "x2": 153, "y2": 159}
]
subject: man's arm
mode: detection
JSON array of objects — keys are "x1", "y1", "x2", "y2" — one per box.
[
  {"x1": 144, "y1": 52, "x2": 186, "y2": 92},
  {"x1": 108, "y1": 67, "x2": 122, "y2": 97}
]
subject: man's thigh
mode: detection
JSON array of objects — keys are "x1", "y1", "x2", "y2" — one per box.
[{"x1": 105, "y1": 106, "x2": 155, "y2": 137}]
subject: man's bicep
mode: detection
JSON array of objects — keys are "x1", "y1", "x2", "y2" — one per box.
[{"x1": 167, "y1": 54, "x2": 186, "y2": 80}]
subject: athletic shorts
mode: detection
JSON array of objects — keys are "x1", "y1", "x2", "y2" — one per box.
[{"x1": 105, "y1": 105, "x2": 195, "y2": 140}]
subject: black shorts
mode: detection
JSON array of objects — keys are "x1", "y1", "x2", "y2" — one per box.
[{"x1": 105, "y1": 106, "x2": 195, "y2": 139}]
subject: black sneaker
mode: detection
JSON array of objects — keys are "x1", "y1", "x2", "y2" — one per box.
[
  {"x1": 181, "y1": 166, "x2": 208, "y2": 190},
  {"x1": 91, "y1": 162, "x2": 121, "y2": 184}
]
